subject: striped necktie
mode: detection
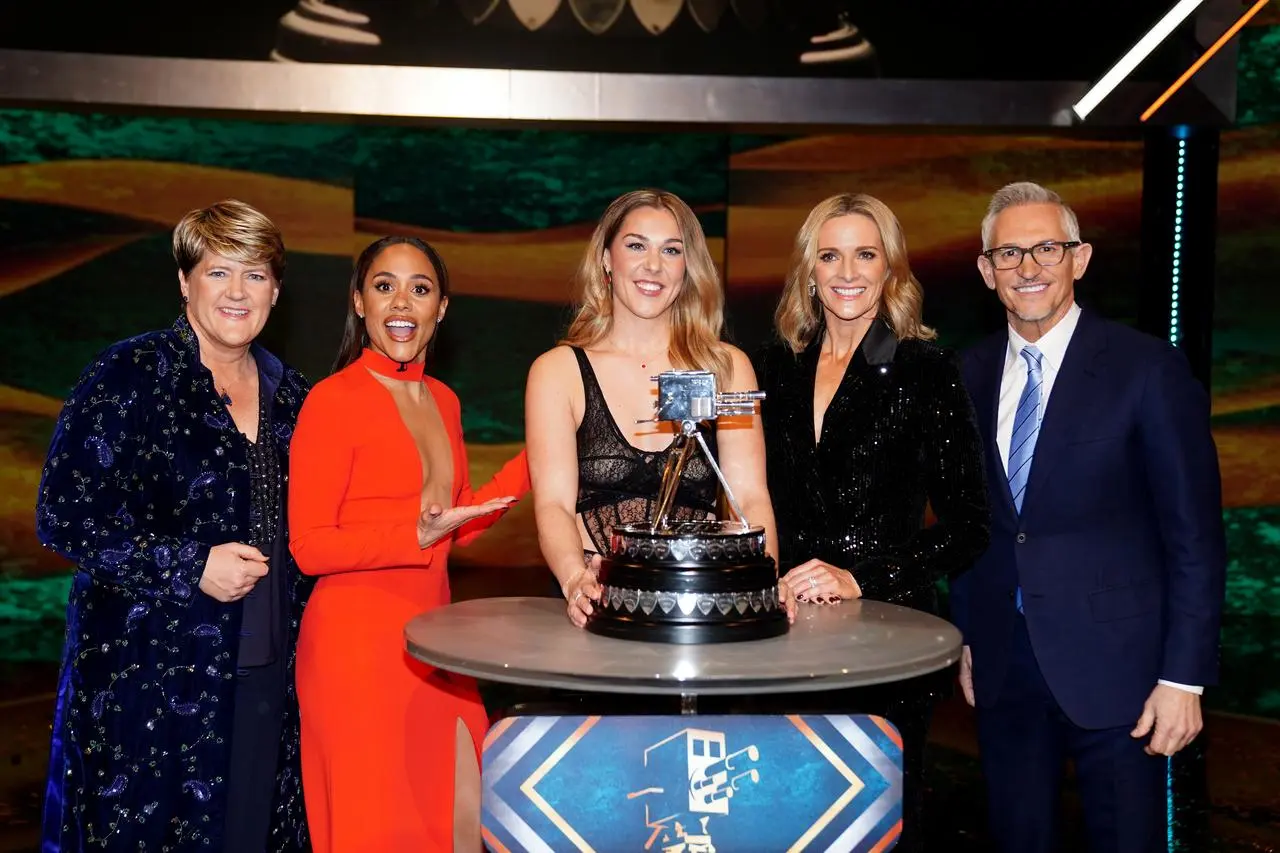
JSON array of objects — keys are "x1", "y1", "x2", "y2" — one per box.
[{"x1": 1008, "y1": 345, "x2": 1044, "y2": 612}]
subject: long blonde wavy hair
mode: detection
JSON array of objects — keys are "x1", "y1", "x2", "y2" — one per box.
[
  {"x1": 561, "y1": 189, "x2": 732, "y2": 379},
  {"x1": 775, "y1": 193, "x2": 935, "y2": 353}
]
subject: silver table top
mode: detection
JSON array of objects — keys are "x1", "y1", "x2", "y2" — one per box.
[{"x1": 405, "y1": 596, "x2": 962, "y2": 696}]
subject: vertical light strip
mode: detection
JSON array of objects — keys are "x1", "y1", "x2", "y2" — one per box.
[
  {"x1": 1170, "y1": 130, "x2": 1188, "y2": 344},
  {"x1": 1167, "y1": 757, "x2": 1176, "y2": 851}
]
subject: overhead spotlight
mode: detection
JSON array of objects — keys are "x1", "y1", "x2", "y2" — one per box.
[{"x1": 1072, "y1": 0, "x2": 1208, "y2": 121}]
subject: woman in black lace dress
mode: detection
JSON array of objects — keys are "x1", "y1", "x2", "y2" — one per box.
[
  {"x1": 754, "y1": 194, "x2": 989, "y2": 851},
  {"x1": 525, "y1": 188, "x2": 787, "y2": 625}
]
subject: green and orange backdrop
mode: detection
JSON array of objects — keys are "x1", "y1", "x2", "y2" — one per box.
[{"x1": 1, "y1": 102, "x2": 1276, "y2": 716}]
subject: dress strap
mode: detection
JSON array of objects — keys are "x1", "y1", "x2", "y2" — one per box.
[{"x1": 570, "y1": 346, "x2": 607, "y2": 420}]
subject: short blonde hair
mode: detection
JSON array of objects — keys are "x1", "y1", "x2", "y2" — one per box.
[
  {"x1": 172, "y1": 199, "x2": 286, "y2": 283},
  {"x1": 561, "y1": 189, "x2": 731, "y2": 379},
  {"x1": 775, "y1": 193, "x2": 935, "y2": 353}
]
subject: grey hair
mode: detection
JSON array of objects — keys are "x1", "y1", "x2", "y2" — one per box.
[{"x1": 981, "y1": 181, "x2": 1081, "y2": 250}]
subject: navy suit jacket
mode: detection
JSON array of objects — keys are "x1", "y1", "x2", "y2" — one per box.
[{"x1": 951, "y1": 309, "x2": 1226, "y2": 729}]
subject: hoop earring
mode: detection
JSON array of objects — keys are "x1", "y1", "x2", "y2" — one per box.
[{"x1": 605, "y1": 268, "x2": 613, "y2": 286}]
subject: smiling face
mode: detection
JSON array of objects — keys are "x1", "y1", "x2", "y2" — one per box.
[
  {"x1": 602, "y1": 206, "x2": 687, "y2": 321},
  {"x1": 180, "y1": 251, "x2": 278, "y2": 356},
  {"x1": 353, "y1": 242, "x2": 448, "y2": 364},
  {"x1": 812, "y1": 213, "x2": 887, "y2": 330},
  {"x1": 979, "y1": 202, "x2": 1092, "y2": 340}
]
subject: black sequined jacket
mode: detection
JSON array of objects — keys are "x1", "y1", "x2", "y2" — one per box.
[
  {"x1": 35, "y1": 316, "x2": 312, "y2": 851},
  {"x1": 755, "y1": 319, "x2": 990, "y2": 615}
]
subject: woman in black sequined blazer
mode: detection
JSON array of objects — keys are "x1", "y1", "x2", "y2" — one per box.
[
  {"x1": 34, "y1": 201, "x2": 311, "y2": 852},
  {"x1": 754, "y1": 193, "x2": 990, "y2": 852}
]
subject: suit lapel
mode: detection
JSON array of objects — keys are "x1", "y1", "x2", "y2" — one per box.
[
  {"x1": 1022, "y1": 310, "x2": 1107, "y2": 515},
  {"x1": 971, "y1": 332, "x2": 1017, "y2": 519}
]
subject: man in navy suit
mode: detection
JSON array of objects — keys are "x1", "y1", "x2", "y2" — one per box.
[{"x1": 950, "y1": 182, "x2": 1226, "y2": 853}]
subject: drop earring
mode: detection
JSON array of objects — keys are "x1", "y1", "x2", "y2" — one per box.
[{"x1": 808, "y1": 282, "x2": 817, "y2": 297}]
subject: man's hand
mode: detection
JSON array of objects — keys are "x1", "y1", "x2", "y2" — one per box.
[
  {"x1": 1131, "y1": 683, "x2": 1203, "y2": 756},
  {"x1": 959, "y1": 645, "x2": 975, "y2": 707}
]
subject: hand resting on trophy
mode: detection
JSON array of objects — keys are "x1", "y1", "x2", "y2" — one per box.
[{"x1": 564, "y1": 553, "x2": 603, "y2": 628}]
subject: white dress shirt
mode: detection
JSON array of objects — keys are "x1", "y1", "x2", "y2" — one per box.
[{"x1": 997, "y1": 302, "x2": 1200, "y2": 696}]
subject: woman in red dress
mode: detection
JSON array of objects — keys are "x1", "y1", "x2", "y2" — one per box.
[{"x1": 289, "y1": 235, "x2": 529, "y2": 851}]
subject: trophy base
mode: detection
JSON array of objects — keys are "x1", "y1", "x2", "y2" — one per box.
[
  {"x1": 586, "y1": 521, "x2": 789, "y2": 645},
  {"x1": 586, "y1": 606, "x2": 789, "y2": 645}
]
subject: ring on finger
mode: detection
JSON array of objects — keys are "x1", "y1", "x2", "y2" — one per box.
[
  {"x1": 808, "y1": 577, "x2": 819, "y2": 590},
  {"x1": 572, "y1": 590, "x2": 583, "y2": 604}
]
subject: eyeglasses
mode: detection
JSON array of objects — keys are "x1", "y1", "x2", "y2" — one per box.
[{"x1": 981, "y1": 241, "x2": 1081, "y2": 271}]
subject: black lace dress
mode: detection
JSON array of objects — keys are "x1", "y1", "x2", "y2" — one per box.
[
  {"x1": 754, "y1": 319, "x2": 990, "y2": 853},
  {"x1": 571, "y1": 346, "x2": 719, "y2": 553},
  {"x1": 516, "y1": 348, "x2": 723, "y2": 717}
]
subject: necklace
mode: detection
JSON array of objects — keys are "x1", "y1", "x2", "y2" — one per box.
[
  {"x1": 209, "y1": 357, "x2": 256, "y2": 408},
  {"x1": 638, "y1": 350, "x2": 667, "y2": 371}
]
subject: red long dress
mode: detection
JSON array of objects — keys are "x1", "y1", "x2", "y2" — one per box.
[{"x1": 288, "y1": 348, "x2": 529, "y2": 851}]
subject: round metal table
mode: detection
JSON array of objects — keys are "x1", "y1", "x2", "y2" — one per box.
[{"x1": 405, "y1": 596, "x2": 961, "y2": 709}]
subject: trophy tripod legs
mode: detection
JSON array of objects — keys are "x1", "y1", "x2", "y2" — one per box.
[{"x1": 651, "y1": 430, "x2": 697, "y2": 531}]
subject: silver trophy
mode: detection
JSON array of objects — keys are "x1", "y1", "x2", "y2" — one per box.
[
  {"x1": 642, "y1": 370, "x2": 765, "y2": 531},
  {"x1": 589, "y1": 370, "x2": 786, "y2": 644}
]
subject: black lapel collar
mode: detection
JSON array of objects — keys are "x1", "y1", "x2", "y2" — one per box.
[
  {"x1": 858, "y1": 317, "x2": 899, "y2": 368},
  {"x1": 806, "y1": 318, "x2": 899, "y2": 444}
]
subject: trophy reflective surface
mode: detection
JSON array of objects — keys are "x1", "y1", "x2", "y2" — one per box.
[{"x1": 586, "y1": 371, "x2": 788, "y2": 644}]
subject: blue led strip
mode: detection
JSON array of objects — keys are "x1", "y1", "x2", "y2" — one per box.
[
  {"x1": 1167, "y1": 127, "x2": 1191, "y2": 853},
  {"x1": 1171, "y1": 132, "x2": 1188, "y2": 345}
]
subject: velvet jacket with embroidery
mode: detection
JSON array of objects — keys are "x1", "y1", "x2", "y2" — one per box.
[{"x1": 35, "y1": 316, "x2": 312, "y2": 851}]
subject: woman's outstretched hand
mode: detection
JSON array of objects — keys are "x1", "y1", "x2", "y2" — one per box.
[{"x1": 417, "y1": 497, "x2": 517, "y2": 549}]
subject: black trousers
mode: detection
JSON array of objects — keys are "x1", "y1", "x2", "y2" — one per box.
[{"x1": 223, "y1": 657, "x2": 286, "y2": 851}]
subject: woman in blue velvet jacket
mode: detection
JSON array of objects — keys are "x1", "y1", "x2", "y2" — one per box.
[{"x1": 35, "y1": 200, "x2": 312, "y2": 851}]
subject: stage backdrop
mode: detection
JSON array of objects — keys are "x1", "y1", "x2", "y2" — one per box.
[{"x1": 0, "y1": 105, "x2": 1272, "y2": 720}]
